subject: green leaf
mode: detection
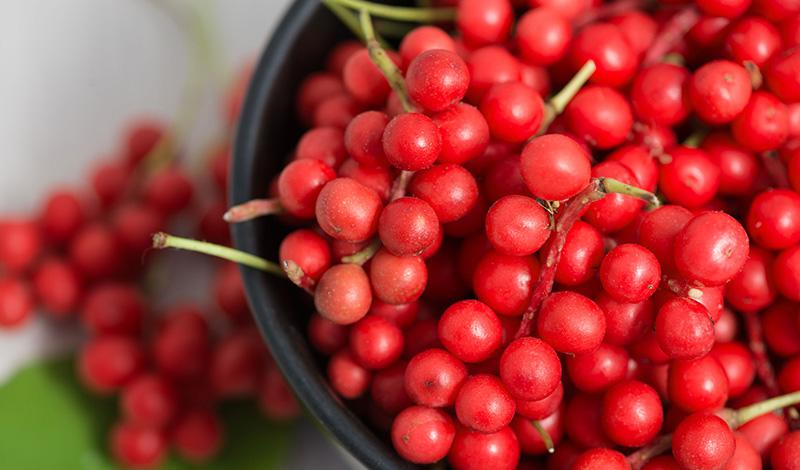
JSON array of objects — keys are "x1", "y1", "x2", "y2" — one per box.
[{"x1": 0, "y1": 358, "x2": 293, "y2": 470}]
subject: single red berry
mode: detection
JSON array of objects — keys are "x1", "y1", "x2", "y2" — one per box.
[
  {"x1": 90, "y1": 160, "x2": 132, "y2": 208},
  {"x1": 315, "y1": 177, "x2": 382, "y2": 242},
  {"x1": 725, "y1": 246, "x2": 778, "y2": 313},
  {"x1": 82, "y1": 283, "x2": 146, "y2": 336},
  {"x1": 700, "y1": 132, "x2": 760, "y2": 197},
  {"x1": 277, "y1": 159, "x2": 336, "y2": 219},
  {"x1": 39, "y1": 189, "x2": 87, "y2": 245},
  {"x1": 659, "y1": 146, "x2": 720, "y2": 209},
  {"x1": 153, "y1": 305, "x2": 210, "y2": 381},
  {"x1": 308, "y1": 313, "x2": 349, "y2": 355},
  {"x1": 697, "y1": 0, "x2": 752, "y2": 17},
  {"x1": 143, "y1": 166, "x2": 193, "y2": 216},
  {"x1": 349, "y1": 315, "x2": 404, "y2": 370},
  {"x1": 279, "y1": 229, "x2": 331, "y2": 282},
  {"x1": 342, "y1": 48, "x2": 394, "y2": 106},
  {"x1": 472, "y1": 250, "x2": 540, "y2": 317},
  {"x1": 455, "y1": 374, "x2": 515, "y2": 433},
  {"x1": 689, "y1": 60, "x2": 752, "y2": 125},
  {"x1": 296, "y1": 126, "x2": 348, "y2": 169},
  {"x1": 571, "y1": 448, "x2": 630, "y2": 470},
  {"x1": 210, "y1": 329, "x2": 265, "y2": 398},
  {"x1": 0, "y1": 219, "x2": 42, "y2": 273},
  {"x1": 485, "y1": 195, "x2": 550, "y2": 257},
  {"x1": 121, "y1": 374, "x2": 178, "y2": 428},
  {"x1": 438, "y1": 300, "x2": 503, "y2": 363},
  {"x1": 465, "y1": 46, "x2": 521, "y2": 103},
  {"x1": 432, "y1": 103, "x2": 490, "y2": 165},
  {"x1": 480, "y1": 82, "x2": 544, "y2": 143},
  {"x1": 406, "y1": 49, "x2": 469, "y2": 113},
  {"x1": 672, "y1": 413, "x2": 735, "y2": 470},
  {"x1": 516, "y1": 8, "x2": 572, "y2": 66},
  {"x1": 79, "y1": 335, "x2": 146, "y2": 394},
  {"x1": 0, "y1": 276, "x2": 33, "y2": 328},
  {"x1": 378, "y1": 197, "x2": 439, "y2": 256},
  {"x1": 110, "y1": 422, "x2": 167, "y2": 469},
  {"x1": 448, "y1": 425, "x2": 520, "y2": 470},
  {"x1": 405, "y1": 348, "x2": 467, "y2": 407},
  {"x1": 607, "y1": 144, "x2": 659, "y2": 191},
  {"x1": 638, "y1": 205, "x2": 693, "y2": 271},
  {"x1": 538, "y1": 291, "x2": 606, "y2": 354},
  {"x1": 369, "y1": 360, "x2": 411, "y2": 416},
  {"x1": 566, "y1": 85, "x2": 634, "y2": 149},
  {"x1": 32, "y1": 257, "x2": 82, "y2": 318},
  {"x1": 172, "y1": 409, "x2": 224, "y2": 463},
  {"x1": 770, "y1": 431, "x2": 800, "y2": 470},
  {"x1": 570, "y1": 23, "x2": 637, "y2": 87},
  {"x1": 761, "y1": 301, "x2": 800, "y2": 357},
  {"x1": 608, "y1": 10, "x2": 658, "y2": 57},
  {"x1": 69, "y1": 222, "x2": 122, "y2": 280},
  {"x1": 328, "y1": 349, "x2": 371, "y2": 399},
  {"x1": 391, "y1": 406, "x2": 456, "y2": 464},
  {"x1": 631, "y1": 63, "x2": 692, "y2": 126},
  {"x1": 516, "y1": 382, "x2": 564, "y2": 420},
  {"x1": 765, "y1": 48, "x2": 800, "y2": 103},
  {"x1": 456, "y1": 0, "x2": 514, "y2": 48},
  {"x1": 313, "y1": 93, "x2": 363, "y2": 129},
  {"x1": 601, "y1": 380, "x2": 664, "y2": 447},
  {"x1": 338, "y1": 159, "x2": 393, "y2": 202},
  {"x1": 747, "y1": 189, "x2": 800, "y2": 250},
  {"x1": 600, "y1": 243, "x2": 661, "y2": 303},
  {"x1": 409, "y1": 163, "x2": 479, "y2": 223},
  {"x1": 731, "y1": 90, "x2": 789, "y2": 152},
  {"x1": 296, "y1": 72, "x2": 345, "y2": 125},
  {"x1": 344, "y1": 111, "x2": 389, "y2": 168},
  {"x1": 399, "y1": 26, "x2": 457, "y2": 68},
  {"x1": 597, "y1": 292, "x2": 655, "y2": 346},
  {"x1": 725, "y1": 16, "x2": 781, "y2": 66},
  {"x1": 112, "y1": 203, "x2": 166, "y2": 257},
  {"x1": 655, "y1": 297, "x2": 715, "y2": 360},
  {"x1": 674, "y1": 211, "x2": 750, "y2": 286},
  {"x1": 567, "y1": 343, "x2": 629, "y2": 393},
  {"x1": 773, "y1": 244, "x2": 800, "y2": 301},
  {"x1": 521, "y1": 134, "x2": 591, "y2": 201},
  {"x1": 709, "y1": 342, "x2": 756, "y2": 398},
  {"x1": 314, "y1": 264, "x2": 372, "y2": 325},
  {"x1": 499, "y1": 337, "x2": 561, "y2": 400},
  {"x1": 668, "y1": 355, "x2": 730, "y2": 412}
]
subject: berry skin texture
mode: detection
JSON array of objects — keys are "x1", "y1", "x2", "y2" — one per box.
[
  {"x1": 455, "y1": 374, "x2": 516, "y2": 433},
  {"x1": 399, "y1": 26, "x2": 457, "y2": 68},
  {"x1": 689, "y1": 60, "x2": 752, "y2": 125},
  {"x1": 570, "y1": 23, "x2": 637, "y2": 88},
  {"x1": 766, "y1": 49, "x2": 800, "y2": 103},
  {"x1": 296, "y1": 126, "x2": 347, "y2": 169},
  {"x1": 770, "y1": 431, "x2": 800, "y2": 470},
  {"x1": 601, "y1": 380, "x2": 663, "y2": 447},
  {"x1": 746, "y1": 189, "x2": 800, "y2": 250},
  {"x1": 315, "y1": 177, "x2": 382, "y2": 242},
  {"x1": 673, "y1": 211, "x2": 750, "y2": 286},
  {"x1": 121, "y1": 375, "x2": 178, "y2": 428},
  {"x1": 499, "y1": 337, "x2": 561, "y2": 401},
  {"x1": 438, "y1": 300, "x2": 503, "y2": 363},
  {"x1": 472, "y1": 250, "x2": 540, "y2": 317},
  {"x1": 391, "y1": 406, "x2": 456, "y2": 464},
  {"x1": 0, "y1": 277, "x2": 33, "y2": 328},
  {"x1": 731, "y1": 91, "x2": 789, "y2": 152},
  {"x1": 600, "y1": 244, "x2": 661, "y2": 303},
  {"x1": 537, "y1": 291, "x2": 606, "y2": 354},
  {"x1": 672, "y1": 413, "x2": 735, "y2": 470},
  {"x1": 597, "y1": 293, "x2": 654, "y2": 347},
  {"x1": 515, "y1": 8, "x2": 572, "y2": 66},
  {"x1": 383, "y1": 113, "x2": 442, "y2": 171},
  {"x1": 369, "y1": 250, "x2": 427, "y2": 305},
  {"x1": 668, "y1": 355, "x2": 730, "y2": 412},
  {"x1": 327, "y1": 350, "x2": 370, "y2": 399},
  {"x1": 456, "y1": 0, "x2": 514, "y2": 48},
  {"x1": 448, "y1": 425, "x2": 520, "y2": 470},
  {"x1": 565, "y1": 85, "x2": 633, "y2": 150},
  {"x1": 566, "y1": 343, "x2": 629, "y2": 393},
  {"x1": 521, "y1": 134, "x2": 592, "y2": 201},
  {"x1": 700, "y1": 132, "x2": 760, "y2": 197},
  {"x1": 480, "y1": 82, "x2": 544, "y2": 143},
  {"x1": 631, "y1": 63, "x2": 692, "y2": 126},
  {"x1": 378, "y1": 197, "x2": 439, "y2": 257},
  {"x1": 516, "y1": 382, "x2": 563, "y2": 419},
  {"x1": 405, "y1": 348, "x2": 467, "y2": 407},
  {"x1": 584, "y1": 161, "x2": 644, "y2": 234},
  {"x1": 553, "y1": 220, "x2": 605, "y2": 286},
  {"x1": 432, "y1": 103, "x2": 490, "y2": 165},
  {"x1": 406, "y1": 49, "x2": 469, "y2": 113},
  {"x1": 655, "y1": 297, "x2": 715, "y2": 360},
  {"x1": 571, "y1": 448, "x2": 631, "y2": 470},
  {"x1": 724, "y1": 246, "x2": 778, "y2": 313},
  {"x1": 659, "y1": 146, "x2": 720, "y2": 209},
  {"x1": 344, "y1": 111, "x2": 389, "y2": 168},
  {"x1": 485, "y1": 195, "x2": 550, "y2": 257},
  {"x1": 343, "y1": 49, "x2": 392, "y2": 106},
  {"x1": 349, "y1": 315, "x2": 404, "y2": 370},
  {"x1": 110, "y1": 422, "x2": 167, "y2": 469},
  {"x1": 709, "y1": 342, "x2": 755, "y2": 398},
  {"x1": 314, "y1": 263, "x2": 372, "y2": 325},
  {"x1": 774, "y1": 244, "x2": 800, "y2": 301},
  {"x1": 277, "y1": 159, "x2": 336, "y2": 219},
  {"x1": 409, "y1": 163, "x2": 479, "y2": 223},
  {"x1": 279, "y1": 229, "x2": 331, "y2": 282}
]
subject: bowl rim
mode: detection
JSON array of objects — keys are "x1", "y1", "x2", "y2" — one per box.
[{"x1": 231, "y1": 1, "x2": 413, "y2": 469}]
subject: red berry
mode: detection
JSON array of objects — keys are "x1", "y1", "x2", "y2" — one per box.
[
  {"x1": 725, "y1": 246, "x2": 778, "y2": 313},
  {"x1": 600, "y1": 243, "x2": 661, "y2": 303},
  {"x1": 538, "y1": 291, "x2": 606, "y2": 354},
  {"x1": 406, "y1": 49, "x2": 469, "y2": 113},
  {"x1": 432, "y1": 103, "x2": 490, "y2": 165},
  {"x1": 172, "y1": 409, "x2": 224, "y2": 463},
  {"x1": 278, "y1": 229, "x2": 331, "y2": 281},
  {"x1": 39, "y1": 190, "x2": 87, "y2": 244},
  {"x1": 0, "y1": 276, "x2": 33, "y2": 328},
  {"x1": 296, "y1": 126, "x2": 348, "y2": 169},
  {"x1": 210, "y1": 329, "x2": 265, "y2": 398},
  {"x1": 571, "y1": 448, "x2": 630, "y2": 470},
  {"x1": 597, "y1": 293, "x2": 655, "y2": 346},
  {"x1": 405, "y1": 348, "x2": 467, "y2": 407},
  {"x1": 456, "y1": 0, "x2": 514, "y2": 48},
  {"x1": 391, "y1": 406, "x2": 455, "y2": 464},
  {"x1": 480, "y1": 82, "x2": 544, "y2": 143},
  {"x1": 409, "y1": 163, "x2": 479, "y2": 223},
  {"x1": 370, "y1": 361, "x2": 411, "y2": 415},
  {"x1": 689, "y1": 60, "x2": 752, "y2": 125},
  {"x1": 143, "y1": 166, "x2": 193, "y2": 215},
  {"x1": 342, "y1": 48, "x2": 393, "y2": 106},
  {"x1": 382, "y1": 113, "x2": 442, "y2": 171},
  {"x1": 82, "y1": 283, "x2": 145, "y2": 336},
  {"x1": 485, "y1": 195, "x2": 550, "y2": 256},
  {"x1": 774, "y1": 244, "x2": 800, "y2": 301},
  {"x1": 672, "y1": 413, "x2": 735, "y2": 470},
  {"x1": 33, "y1": 257, "x2": 82, "y2": 318},
  {"x1": 438, "y1": 300, "x2": 503, "y2": 363},
  {"x1": 521, "y1": 134, "x2": 591, "y2": 200},
  {"x1": 121, "y1": 374, "x2": 178, "y2": 428},
  {"x1": 315, "y1": 177, "x2": 382, "y2": 242},
  {"x1": 631, "y1": 63, "x2": 692, "y2": 126},
  {"x1": 0, "y1": 219, "x2": 42, "y2": 273},
  {"x1": 674, "y1": 211, "x2": 749, "y2": 286},
  {"x1": 565, "y1": 85, "x2": 633, "y2": 149},
  {"x1": 378, "y1": 197, "x2": 439, "y2": 256},
  {"x1": 455, "y1": 374, "x2": 515, "y2": 433},
  {"x1": 709, "y1": 342, "x2": 756, "y2": 398},
  {"x1": 399, "y1": 26, "x2": 457, "y2": 68},
  {"x1": 110, "y1": 422, "x2": 166, "y2": 469},
  {"x1": 349, "y1": 315, "x2": 404, "y2": 369},
  {"x1": 153, "y1": 305, "x2": 211, "y2": 381},
  {"x1": 746, "y1": 189, "x2": 800, "y2": 250},
  {"x1": 499, "y1": 337, "x2": 561, "y2": 401},
  {"x1": 328, "y1": 350, "x2": 371, "y2": 399},
  {"x1": 69, "y1": 222, "x2": 122, "y2": 280},
  {"x1": 314, "y1": 264, "x2": 372, "y2": 325},
  {"x1": 344, "y1": 111, "x2": 389, "y2": 168},
  {"x1": 79, "y1": 336, "x2": 146, "y2": 393},
  {"x1": 732, "y1": 91, "x2": 789, "y2": 152},
  {"x1": 515, "y1": 8, "x2": 572, "y2": 66},
  {"x1": 669, "y1": 355, "x2": 730, "y2": 412},
  {"x1": 725, "y1": 16, "x2": 781, "y2": 66},
  {"x1": 659, "y1": 146, "x2": 720, "y2": 209},
  {"x1": 655, "y1": 297, "x2": 715, "y2": 360},
  {"x1": 277, "y1": 159, "x2": 336, "y2": 219},
  {"x1": 570, "y1": 23, "x2": 637, "y2": 87},
  {"x1": 448, "y1": 425, "x2": 520, "y2": 470},
  {"x1": 601, "y1": 380, "x2": 663, "y2": 447}
]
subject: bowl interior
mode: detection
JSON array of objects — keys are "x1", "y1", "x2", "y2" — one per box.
[{"x1": 231, "y1": 1, "x2": 414, "y2": 469}]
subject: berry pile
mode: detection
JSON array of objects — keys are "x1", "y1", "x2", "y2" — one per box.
[
  {"x1": 153, "y1": 0, "x2": 800, "y2": 467},
  {"x1": 0, "y1": 64, "x2": 299, "y2": 468}
]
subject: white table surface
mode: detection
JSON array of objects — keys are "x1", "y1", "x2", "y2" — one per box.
[{"x1": 0, "y1": 1, "x2": 352, "y2": 468}]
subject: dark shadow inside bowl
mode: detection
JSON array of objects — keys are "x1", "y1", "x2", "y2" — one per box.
[{"x1": 231, "y1": 1, "x2": 415, "y2": 469}]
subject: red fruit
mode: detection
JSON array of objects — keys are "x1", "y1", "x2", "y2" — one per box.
[
  {"x1": 391, "y1": 406, "x2": 456, "y2": 464},
  {"x1": 378, "y1": 197, "x2": 439, "y2": 256},
  {"x1": 673, "y1": 212, "x2": 749, "y2": 286},
  {"x1": 746, "y1": 189, "x2": 800, "y2": 250},
  {"x1": 33, "y1": 258, "x2": 82, "y2": 318},
  {"x1": 537, "y1": 291, "x2": 606, "y2": 354},
  {"x1": 567, "y1": 343, "x2": 629, "y2": 393},
  {"x1": 584, "y1": 162, "x2": 644, "y2": 234},
  {"x1": 0, "y1": 277, "x2": 33, "y2": 328},
  {"x1": 278, "y1": 229, "x2": 331, "y2": 281},
  {"x1": 765, "y1": 49, "x2": 800, "y2": 103},
  {"x1": 672, "y1": 413, "x2": 735, "y2": 470},
  {"x1": 438, "y1": 300, "x2": 503, "y2": 363},
  {"x1": 344, "y1": 111, "x2": 389, "y2": 168},
  {"x1": 597, "y1": 293, "x2": 654, "y2": 346},
  {"x1": 112, "y1": 203, "x2": 165, "y2": 256},
  {"x1": 659, "y1": 146, "x2": 720, "y2": 209},
  {"x1": 732, "y1": 91, "x2": 789, "y2": 152},
  {"x1": 409, "y1": 163, "x2": 479, "y2": 223},
  {"x1": 465, "y1": 46, "x2": 521, "y2": 103},
  {"x1": 79, "y1": 336, "x2": 145, "y2": 393},
  {"x1": 69, "y1": 223, "x2": 121, "y2": 279},
  {"x1": 448, "y1": 425, "x2": 520, "y2": 470},
  {"x1": 516, "y1": 382, "x2": 564, "y2": 420},
  {"x1": 307, "y1": 313, "x2": 349, "y2": 355},
  {"x1": 432, "y1": 103, "x2": 490, "y2": 165},
  {"x1": 213, "y1": 263, "x2": 250, "y2": 324},
  {"x1": 774, "y1": 244, "x2": 800, "y2": 301},
  {"x1": 725, "y1": 16, "x2": 781, "y2": 66},
  {"x1": 370, "y1": 249, "x2": 427, "y2": 305},
  {"x1": 499, "y1": 337, "x2": 561, "y2": 401},
  {"x1": 480, "y1": 82, "x2": 544, "y2": 143},
  {"x1": 689, "y1": 60, "x2": 752, "y2": 125},
  {"x1": 553, "y1": 220, "x2": 604, "y2": 286},
  {"x1": 90, "y1": 160, "x2": 132, "y2": 208},
  {"x1": 638, "y1": 205, "x2": 693, "y2": 270},
  {"x1": 369, "y1": 361, "x2": 411, "y2": 416},
  {"x1": 472, "y1": 250, "x2": 540, "y2": 317},
  {"x1": 521, "y1": 134, "x2": 591, "y2": 201},
  {"x1": 405, "y1": 348, "x2": 467, "y2": 407},
  {"x1": 314, "y1": 264, "x2": 372, "y2": 325},
  {"x1": 761, "y1": 301, "x2": 800, "y2": 357},
  {"x1": 669, "y1": 355, "x2": 730, "y2": 412},
  {"x1": 515, "y1": 8, "x2": 572, "y2": 66},
  {"x1": 631, "y1": 63, "x2": 692, "y2": 126},
  {"x1": 455, "y1": 375, "x2": 515, "y2": 433},
  {"x1": 121, "y1": 375, "x2": 178, "y2": 428},
  {"x1": 571, "y1": 448, "x2": 630, "y2": 470},
  {"x1": 725, "y1": 246, "x2": 778, "y2": 313},
  {"x1": 456, "y1": 0, "x2": 514, "y2": 48},
  {"x1": 143, "y1": 166, "x2": 193, "y2": 215},
  {"x1": 655, "y1": 297, "x2": 715, "y2": 360},
  {"x1": 565, "y1": 85, "x2": 633, "y2": 149},
  {"x1": 601, "y1": 380, "x2": 663, "y2": 447},
  {"x1": 513, "y1": 407, "x2": 564, "y2": 456},
  {"x1": 315, "y1": 177, "x2": 382, "y2": 242},
  {"x1": 210, "y1": 329, "x2": 265, "y2": 398},
  {"x1": 328, "y1": 350, "x2": 371, "y2": 399},
  {"x1": 110, "y1": 422, "x2": 166, "y2": 469},
  {"x1": 125, "y1": 119, "x2": 164, "y2": 168},
  {"x1": 485, "y1": 195, "x2": 550, "y2": 256},
  {"x1": 570, "y1": 23, "x2": 637, "y2": 87},
  {"x1": 771, "y1": 431, "x2": 800, "y2": 470},
  {"x1": 406, "y1": 50, "x2": 469, "y2": 113},
  {"x1": 349, "y1": 315, "x2": 404, "y2": 370},
  {"x1": 172, "y1": 409, "x2": 224, "y2": 463},
  {"x1": 382, "y1": 113, "x2": 442, "y2": 171},
  {"x1": 153, "y1": 306, "x2": 211, "y2": 381},
  {"x1": 709, "y1": 342, "x2": 755, "y2": 398},
  {"x1": 697, "y1": 0, "x2": 752, "y2": 17},
  {"x1": 39, "y1": 190, "x2": 87, "y2": 244},
  {"x1": 600, "y1": 244, "x2": 661, "y2": 303},
  {"x1": 399, "y1": 26, "x2": 457, "y2": 67},
  {"x1": 607, "y1": 145, "x2": 659, "y2": 191},
  {"x1": 342, "y1": 49, "x2": 392, "y2": 106},
  {"x1": 296, "y1": 72, "x2": 345, "y2": 125},
  {"x1": 82, "y1": 283, "x2": 145, "y2": 336},
  {"x1": 296, "y1": 126, "x2": 348, "y2": 169},
  {"x1": 700, "y1": 132, "x2": 760, "y2": 197},
  {"x1": 277, "y1": 159, "x2": 337, "y2": 219},
  {"x1": 0, "y1": 219, "x2": 42, "y2": 273}
]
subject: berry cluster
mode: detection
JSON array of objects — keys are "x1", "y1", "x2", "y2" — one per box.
[
  {"x1": 163, "y1": 0, "x2": 800, "y2": 468},
  {"x1": 0, "y1": 64, "x2": 299, "y2": 468}
]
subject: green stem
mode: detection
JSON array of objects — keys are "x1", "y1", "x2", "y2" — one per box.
[
  {"x1": 342, "y1": 238, "x2": 382, "y2": 265},
  {"x1": 359, "y1": 9, "x2": 414, "y2": 112},
  {"x1": 323, "y1": 0, "x2": 367, "y2": 42},
  {"x1": 539, "y1": 60, "x2": 596, "y2": 134},
  {"x1": 327, "y1": 0, "x2": 456, "y2": 22},
  {"x1": 152, "y1": 232, "x2": 285, "y2": 277},
  {"x1": 532, "y1": 421, "x2": 555, "y2": 454},
  {"x1": 598, "y1": 177, "x2": 661, "y2": 210},
  {"x1": 735, "y1": 391, "x2": 800, "y2": 426},
  {"x1": 627, "y1": 435, "x2": 673, "y2": 470},
  {"x1": 682, "y1": 129, "x2": 708, "y2": 148}
]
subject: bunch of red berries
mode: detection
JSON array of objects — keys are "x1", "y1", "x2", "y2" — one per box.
[
  {"x1": 0, "y1": 64, "x2": 299, "y2": 468},
  {"x1": 189, "y1": 0, "x2": 800, "y2": 468}
]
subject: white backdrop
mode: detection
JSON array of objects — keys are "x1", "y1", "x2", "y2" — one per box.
[{"x1": 0, "y1": 1, "x2": 352, "y2": 468}]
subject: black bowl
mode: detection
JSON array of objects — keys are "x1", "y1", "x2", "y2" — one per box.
[{"x1": 231, "y1": 1, "x2": 414, "y2": 469}]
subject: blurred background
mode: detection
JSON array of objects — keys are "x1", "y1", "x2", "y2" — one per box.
[{"x1": 0, "y1": 1, "x2": 351, "y2": 468}]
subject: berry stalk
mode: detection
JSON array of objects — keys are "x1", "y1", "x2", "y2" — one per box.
[
  {"x1": 327, "y1": 0, "x2": 456, "y2": 22},
  {"x1": 532, "y1": 420, "x2": 555, "y2": 454},
  {"x1": 642, "y1": 6, "x2": 700, "y2": 67},
  {"x1": 341, "y1": 238, "x2": 382, "y2": 265},
  {"x1": 223, "y1": 198, "x2": 283, "y2": 223},
  {"x1": 539, "y1": 60, "x2": 596, "y2": 135},
  {"x1": 627, "y1": 434, "x2": 673, "y2": 469},
  {"x1": 761, "y1": 151, "x2": 790, "y2": 189},
  {"x1": 745, "y1": 313, "x2": 781, "y2": 396},
  {"x1": 516, "y1": 178, "x2": 659, "y2": 338},
  {"x1": 152, "y1": 232, "x2": 285, "y2": 277},
  {"x1": 359, "y1": 9, "x2": 414, "y2": 112}
]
